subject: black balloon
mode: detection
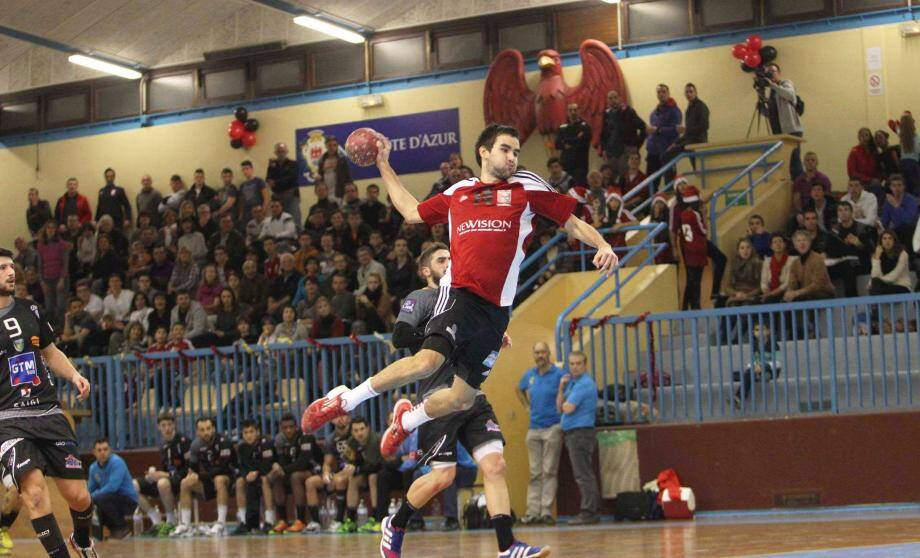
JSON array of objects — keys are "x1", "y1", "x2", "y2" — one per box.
[
  {"x1": 759, "y1": 46, "x2": 778, "y2": 64},
  {"x1": 741, "y1": 62, "x2": 757, "y2": 73},
  {"x1": 244, "y1": 118, "x2": 260, "y2": 132},
  {"x1": 234, "y1": 106, "x2": 248, "y2": 121},
  {"x1": 230, "y1": 138, "x2": 243, "y2": 149}
]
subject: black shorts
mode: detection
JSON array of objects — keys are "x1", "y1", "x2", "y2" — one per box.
[
  {"x1": 137, "y1": 474, "x2": 182, "y2": 498},
  {"x1": 0, "y1": 413, "x2": 84, "y2": 489},
  {"x1": 417, "y1": 395, "x2": 504, "y2": 466},
  {"x1": 422, "y1": 288, "x2": 510, "y2": 389},
  {"x1": 197, "y1": 475, "x2": 234, "y2": 500}
]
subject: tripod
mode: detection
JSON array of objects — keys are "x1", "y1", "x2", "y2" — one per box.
[{"x1": 746, "y1": 87, "x2": 772, "y2": 138}]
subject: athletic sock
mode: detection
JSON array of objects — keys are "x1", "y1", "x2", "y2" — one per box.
[
  {"x1": 265, "y1": 509, "x2": 276, "y2": 525},
  {"x1": 491, "y1": 514, "x2": 515, "y2": 552},
  {"x1": 307, "y1": 505, "x2": 319, "y2": 523},
  {"x1": 217, "y1": 505, "x2": 228, "y2": 524},
  {"x1": 295, "y1": 505, "x2": 306, "y2": 523},
  {"x1": 391, "y1": 501, "x2": 417, "y2": 529},
  {"x1": 146, "y1": 508, "x2": 162, "y2": 525},
  {"x1": 0, "y1": 509, "x2": 19, "y2": 529},
  {"x1": 275, "y1": 504, "x2": 287, "y2": 522},
  {"x1": 401, "y1": 403, "x2": 433, "y2": 432},
  {"x1": 32, "y1": 513, "x2": 68, "y2": 557},
  {"x1": 341, "y1": 379, "x2": 378, "y2": 412},
  {"x1": 346, "y1": 507, "x2": 357, "y2": 522},
  {"x1": 165, "y1": 510, "x2": 176, "y2": 524},
  {"x1": 335, "y1": 492, "x2": 346, "y2": 522},
  {"x1": 180, "y1": 507, "x2": 192, "y2": 526},
  {"x1": 236, "y1": 508, "x2": 246, "y2": 524},
  {"x1": 69, "y1": 504, "x2": 94, "y2": 548}
]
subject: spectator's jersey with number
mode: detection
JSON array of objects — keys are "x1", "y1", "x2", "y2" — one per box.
[
  {"x1": 678, "y1": 208, "x2": 709, "y2": 267},
  {"x1": 273, "y1": 431, "x2": 323, "y2": 475},
  {"x1": 237, "y1": 436, "x2": 276, "y2": 476},
  {"x1": 323, "y1": 430, "x2": 354, "y2": 470},
  {"x1": 417, "y1": 170, "x2": 577, "y2": 307},
  {"x1": 160, "y1": 433, "x2": 192, "y2": 477},
  {"x1": 0, "y1": 298, "x2": 59, "y2": 415},
  {"x1": 189, "y1": 434, "x2": 235, "y2": 479}
]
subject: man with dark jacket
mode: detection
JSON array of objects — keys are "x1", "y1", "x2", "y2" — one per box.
[
  {"x1": 267, "y1": 142, "x2": 301, "y2": 231},
  {"x1": 666, "y1": 83, "x2": 711, "y2": 170},
  {"x1": 599, "y1": 89, "x2": 647, "y2": 179},
  {"x1": 186, "y1": 169, "x2": 217, "y2": 211},
  {"x1": 317, "y1": 135, "x2": 353, "y2": 200},
  {"x1": 646, "y1": 84, "x2": 683, "y2": 191},
  {"x1": 826, "y1": 201, "x2": 874, "y2": 297},
  {"x1": 555, "y1": 103, "x2": 592, "y2": 185},
  {"x1": 96, "y1": 168, "x2": 132, "y2": 228}
]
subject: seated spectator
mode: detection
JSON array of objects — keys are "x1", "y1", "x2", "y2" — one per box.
[
  {"x1": 326, "y1": 210, "x2": 348, "y2": 252},
  {"x1": 293, "y1": 232, "x2": 319, "y2": 275},
  {"x1": 827, "y1": 201, "x2": 875, "y2": 297},
  {"x1": 88, "y1": 438, "x2": 139, "y2": 539},
  {"x1": 134, "y1": 273, "x2": 160, "y2": 305},
  {"x1": 92, "y1": 234, "x2": 123, "y2": 291},
  {"x1": 783, "y1": 231, "x2": 835, "y2": 303},
  {"x1": 235, "y1": 319, "x2": 259, "y2": 345},
  {"x1": 98, "y1": 214, "x2": 128, "y2": 255},
  {"x1": 102, "y1": 274, "x2": 134, "y2": 323},
  {"x1": 649, "y1": 193, "x2": 675, "y2": 264},
  {"x1": 167, "y1": 322, "x2": 194, "y2": 353},
  {"x1": 430, "y1": 223, "x2": 449, "y2": 247},
  {"x1": 212, "y1": 246, "x2": 235, "y2": 284},
  {"x1": 170, "y1": 290, "x2": 208, "y2": 343},
  {"x1": 341, "y1": 210, "x2": 370, "y2": 258},
  {"x1": 360, "y1": 183, "x2": 387, "y2": 231},
  {"x1": 730, "y1": 322, "x2": 781, "y2": 410},
  {"x1": 847, "y1": 127, "x2": 881, "y2": 185},
  {"x1": 59, "y1": 297, "x2": 99, "y2": 355},
  {"x1": 149, "y1": 245, "x2": 175, "y2": 292},
  {"x1": 196, "y1": 203, "x2": 218, "y2": 241},
  {"x1": 355, "y1": 247, "x2": 386, "y2": 291},
  {"x1": 178, "y1": 217, "x2": 208, "y2": 266},
  {"x1": 308, "y1": 181, "x2": 339, "y2": 218},
  {"x1": 261, "y1": 199, "x2": 297, "y2": 251},
  {"x1": 317, "y1": 233, "x2": 337, "y2": 276},
  {"x1": 267, "y1": 253, "x2": 301, "y2": 320},
  {"x1": 880, "y1": 174, "x2": 918, "y2": 249},
  {"x1": 209, "y1": 214, "x2": 246, "y2": 270},
  {"x1": 159, "y1": 209, "x2": 179, "y2": 251},
  {"x1": 257, "y1": 319, "x2": 276, "y2": 346},
  {"x1": 262, "y1": 237, "x2": 281, "y2": 280},
  {"x1": 341, "y1": 183, "x2": 361, "y2": 213},
  {"x1": 723, "y1": 238, "x2": 762, "y2": 306},
  {"x1": 24, "y1": 266, "x2": 44, "y2": 305},
  {"x1": 196, "y1": 264, "x2": 224, "y2": 315},
  {"x1": 747, "y1": 215, "x2": 772, "y2": 258},
  {"x1": 875, "y1": 130, "x2": 901, "y2": 181},
  {"x1": 74, "y1": 222, "x2": 97, "y2": 276},
  {"x1": 128, "y1": 292, "x2": 153, "y2": 333},
  {"x1": 147, "y1": 292, "x2": 172, "y2": 340},
  {"x1": 798, "y1": 209, "x2": 829, "y2": 254},
  {"x1": 617, "y1": 152, "x2": 647, "y2": 208},
  {"x1": 238, "y1": 260, "x2": 268, "y2": 320},
  {"x1": 168, "y1": 246, "x2": 200, "y2": 296},
  {"x1": 158, "y1": 174, "x2": 187, "y2": 216},
  {"x1": 304, "y1": 208, "x2": 328, "y2": 243},
  {"x1": 269, "y1": 306, "x2": 308, "y2": 343},
  {"x1": 245, "y1": 205, "x2": 267, "y2": 248},
  {"x1": 126, "y1": 241, "x2": 152, "y2": 285},
  {"x1": 293, "y1": 276, "x2": 323, "y2": 318},
  {"x1": 791, "y1": 151, "x2": 832, "y2": 213},
  {"x1": 120, "y1": 321, "x2": 148, "y2": 353},
  {"x1": 840, "y1": 178, "x2": 878, "y2": 227},
  {"x1": 14, "y1": 235, "x2": 39, "y2": 271},
  {"x1": 600, "y1": 192, "x2": 638, "y2": 248},
  {"x1": 310, "y1": 297, "x2": 345, "y2": 339},
  {"x1": 213, "y1": 288, "x2": 243, "y2": 345},
  {"x1": 871, "y1": 230, "x2": 913, "y2": 296},
  {"x1": 355, "y1": 273, "x2": 395, "y2": 334},
  {"x1": 803, "y1": 181, "x2": 837, "y2": 232},
  {"x1": 329, "y1": 273, "x2": 356, "y2": 323},
  {"x1": 75, "y1": 279, "x2": 103, "y2": 321},
  {"x1": 761, "y1": 234, "x2": 796, "y2": 304},
  {"x1": 331, "y1": 253, "x2": 358, "y2": 292}
]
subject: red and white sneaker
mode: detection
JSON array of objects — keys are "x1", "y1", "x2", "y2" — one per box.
[
  {"x1": 380, "y1": 399, "x2": 414, "y2": 459},
  {"x1": 302, "y1": 385, "x2": 349, "y2": 433}
]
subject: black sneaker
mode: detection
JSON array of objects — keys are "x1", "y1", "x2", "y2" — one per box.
[
  {"x1": 230, "y1": 524, "x2": 250, "y2": 536},
  {"x1": 442, "y1": 517, "x2": 460, "y2": 531},
  {"x1": 407, "y1": 518, "x2": 426, "y2": 531}
]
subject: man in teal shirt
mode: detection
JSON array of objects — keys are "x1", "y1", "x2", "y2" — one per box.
[
  {"x1": 517, "y1": 342, "x2": 564, "y2": 525},
  {"x1": 557, "y1": 350, "x2": 599, "y2": 525},
  {"x1": 88, "y1": 438, "x2": 138, "y2": 539}
]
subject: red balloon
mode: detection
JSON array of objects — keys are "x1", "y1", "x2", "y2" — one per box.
[
  {"x1": 746, "y1": 34, "x2": 763, "y2": 51},
  {"x1": 731, "y1": 43, "x2": 749, "y2": 60},
  {"x1": 228, "y1": 120, "x2": 245, "y2": 140},
  {"x1": 241, "y1": 131, "x2": 257, "y2": 148},
  {"x1": 744, "y1": 52, "x2": 762, "y2": 68}
]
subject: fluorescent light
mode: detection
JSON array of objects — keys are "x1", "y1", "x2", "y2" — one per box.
[
  {"x1": 601, "y1": 0, "x2": 621, "y2": 4},
  {"x1": 293, "y1": 15, "x2": 365, "y2": 44},
  {"x1": 68, "y1": 54, "x2": 142, "y2": 79}
]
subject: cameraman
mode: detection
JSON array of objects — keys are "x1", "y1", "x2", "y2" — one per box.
[{"x1": 759, "y1": 64, "x2": 803, "y2": 180}]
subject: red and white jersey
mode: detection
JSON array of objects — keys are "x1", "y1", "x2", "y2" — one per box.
[
  {"x1": 678, "y1": 208, "x2": 709, "y2": 267},
  {"x1": 418, "y1": 170, "x2": 578, "y2": 307}
]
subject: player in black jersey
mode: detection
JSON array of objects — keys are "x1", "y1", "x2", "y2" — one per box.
[
  {"x1": 0, "y1": 248, "x2": 98, "y2": 558},
  {"x1": 380, "y1": 244, "x2": 549, "y2": 558},
  {"x1": 232, "y1": 419, "x2": 275, "y2": 535},
  {"x1": 171, "y1": 417, "x2": 235, "y2": 537},
  {"x1": 133, "y1": 412, "x2": 191, "y2": 536},
  {"x1": 320, "y1": 414, "x2": 354, "y2": 532},
  {"x1": 268, "y1": 413, "x2": 324, "y2": 534}
]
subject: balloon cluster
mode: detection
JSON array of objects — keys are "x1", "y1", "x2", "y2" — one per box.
[
  {"x1": 731, "y1": 34, "x2": 778, "y2": 73},
  {"x1": 227, "y1": 106, "x2": 260, "y2": 149}
]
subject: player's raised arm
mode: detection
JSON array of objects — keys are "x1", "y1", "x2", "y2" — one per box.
[
  {"x1": 41, "y1": 343, "x2": 91, "y2": 400},
  {"x1": 375, "y1": 136, "x2": 423, "y2": 224},
  {"x1": 563, "y1": 214, "x2": 619, "y2": 276}
]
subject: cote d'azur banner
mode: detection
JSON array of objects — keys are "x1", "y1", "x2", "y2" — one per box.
[{"x1": 296, "y1": 108, "x2": 460, "y2": 186}]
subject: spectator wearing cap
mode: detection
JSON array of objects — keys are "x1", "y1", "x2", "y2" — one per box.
[
  {"x1": 840, "y1": 178, "x2": 878, "y2": 227},
  {"x1": 600, "y1": 191, "x2": 638, "y2": 249},
  {"x1": 676, "y1": 185, "x2": 709, "y2": 310},
  {"x1": 671, "y1": 178, "x2": 727, "y2": 302}
]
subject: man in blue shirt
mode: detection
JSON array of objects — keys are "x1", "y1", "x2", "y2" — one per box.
[
  {"x1": 557, "y1": 350, "x2": 600, "y2": 525},
  {"x1": 517, "y1": 342, "x2": 564, "y2": 525},
  {"x1": 87, "y1": 438, "x2": 139, "y2": 539}
]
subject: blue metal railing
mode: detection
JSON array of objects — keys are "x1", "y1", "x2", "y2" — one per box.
[
  {"x1": 561, "y1": 293, "x2": 920, "y2": 425},
  {"x1": 58, "y1": 336, "x2": 411, "y2": 450}
]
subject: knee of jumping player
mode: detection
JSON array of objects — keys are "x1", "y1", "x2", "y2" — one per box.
[
  {"x1": 20, "y1": 476, "x2": 46, "y2": 513},
  {"x1": 429, "y1": 466, "x2": 457, "y2": 492},
  {"x1": 479, "y1": 454, "x2": 507, "y2": 480}
]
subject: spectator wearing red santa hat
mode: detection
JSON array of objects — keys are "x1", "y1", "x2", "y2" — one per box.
[
  {"x1": 677, "y1": 185, "x2": 709, "y2": 310},
  {"x1": 601, "y1": 192, "x2": 639, "y2": 248},
  {"x1": 649, "y1": 193, "x2": 676, "y2": 264},
  {"x1": 670, "y1": 176, "x2": 727, "y2": 304}
]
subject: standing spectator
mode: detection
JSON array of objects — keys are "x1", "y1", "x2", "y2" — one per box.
[
  {"x1": 238, "y1": 160, "x2": 270, "y2": 228},
  {"x1": 841, "y1": 178, "x2": 878, "y2": 227},
  {"x1": 136, "y1": 175, "x2": 162, "y2": 227},
  {"x1": 791, "y1": 152, "x2": 833, "y2": 213},
  {"x1": 827, "y1": 202, "x2": 874, "y2": 297},
  {"x1": 555, "y1": 103, "x2": 591, "y2": 185},
  {"x1": 723, "y1": 238, "x2": 762, "y2": 306},
  {"x1": 214, "y1": 168, "x2": 239, "y2": 221},
  {"x1": 899, "y1": 113, "x2": 920, "y2": 194},
  {"x1": 36, "y1": 220, "x2": 69, "y2": 326},
  {"x1": 762, "y1": 63, "x2": 804, "y2": 179},
  {"x1": 386, "y1": 238, "x2": 417, "y2": 302},
  {"x1": 646, "y1": 84, "x2": 682, "y2": 190},
  {"x1": 517, "y1": 342, "x2": 564, "y2": 525},
  {"x1": 676, "y1": 186, "x2": 709, "y2": 310},
  {"x1": 87, "y1": 438, "x2": 138, "y2": 539},
  {"x1": 354, "y1": 273, "x2": 394, "y2": 334},
  {"x1": 784, "y1": 231, "x2": 835, "y2": 303},
  {"x1": 847, "y1": 128, "x2": 881, "y2": 185},
  {"x1": 267, "y1": 143, "x2": 302, "y2": 230},
  {"x1": 316, "y1": 135, "x2": 352, "y2": 200},
  {"x1": 875, "y1": 230, "x2": 913, "y2": 295},
  {"x1": 880, "y1": 174, "x2": 918, "y2": 248},
  {"x1": 360, "y1": 184, "x2": 387, "y2": 231},
  {"x1": 26, "y1": 187, "x2": 53, "y2": 237},
  {"x1": 545, "y1": 157, "x2": 573, "y2": 193},
  {"x1": 102, "y1": 274, "x2": 134, "y2": 323},
  {"x1": 55, "y1": 177, "x2": 92, "y2": 226},
  {"x1": 557, "y1": 351, "x2": 599, "y2": 525},
  {"x1": 186, "y1": 168, "x2": 217, "y2": 211},
  {"x1": 875, "y1": 129, "x2": 901, "y2": 181},
  {"x1": 159, "y1": 175, "x2": 188, "y2": 216},
  {"x1": 599, "y1": 89, "x2": 646, "y2": 179},
  {"x1": 96, "y1": 167, "x2": 132, "y2": 229},
  {"x1": 676, "y1": 83, "x2": 710, "y2": 156},
  {"x1": 760, "y1": 234, "x2": 795, "y2": 304}
]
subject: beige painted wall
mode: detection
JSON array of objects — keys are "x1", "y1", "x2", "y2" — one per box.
[{"x1": 2, "y1": 21, "x2": 919, "y2": 246}]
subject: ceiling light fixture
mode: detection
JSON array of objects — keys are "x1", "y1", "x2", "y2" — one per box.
[
  {"x1": 293, "y1": 14, "x2": 365, "y2": 44},
  {"x1": 68, "y1": 54, "x2": 142, "y2": 79}
]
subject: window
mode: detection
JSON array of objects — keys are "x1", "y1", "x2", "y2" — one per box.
[
  {"x1": 497, "y1": 21, "x2": 549, "y2": 54},
  {"x1": 373, "y1": 36, "x2": 426, "y2": 79},
  {"x1": 148, "y1": 73, "x2": 195, "y2": 112},
  {"x1": 699, "y1": 0, "x2": 756, "y2": 28},
  {"x1": 46, "y1": 93, "x2": 89, "y2": 126},
  {"x1": 435, "y1": 31, "x2": 485, "y2": 67},
  {"x1": 628, "y1": 0, "x2": 691, "y2": 41},
  {"x1": 95, "y1": 81, "x2": 140, "y2": 121},
  {"x1": 255, "y1": 58, "x2": 304, "y2": 94},
  {"x1": 313, "y1": 45, "x2": 364, "y2": 87},
  {"x1": 768, "y1": 0, "x2": 828, "y2": 18},
  {"x1": 840, "y1": 0, "x2": 905, "y2": 12},
  {"x1": 556, "y1": 5, "x2": 619, "y2": 52},
  {"x1": 203, "y1": 67, "x2": 247, "y2": 101},
  {"x1": 0, "y1": 101, "x2": 38, "y2": 132}
]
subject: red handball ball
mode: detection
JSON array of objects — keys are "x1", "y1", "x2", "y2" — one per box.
[{"x1": 345, "y1": 127, "x2": 383, "y2": 167}]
